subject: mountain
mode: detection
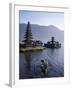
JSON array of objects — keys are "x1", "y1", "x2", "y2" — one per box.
[{"x1": 19, "y1": 23, "x2": 64, "y2": 43}]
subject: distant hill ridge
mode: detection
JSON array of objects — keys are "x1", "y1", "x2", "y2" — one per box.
[{"x1": 19, "y1": 23, "x2": 64, "y2": 43}]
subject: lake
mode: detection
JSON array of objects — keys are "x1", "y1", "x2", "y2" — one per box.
[{"x1": 19, "y1": 44, "x2": 64, "y2": 79}]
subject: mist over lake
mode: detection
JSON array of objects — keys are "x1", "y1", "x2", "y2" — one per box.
[{"x1": 19, "y1": 24, "x2": 64, "y2": 43}]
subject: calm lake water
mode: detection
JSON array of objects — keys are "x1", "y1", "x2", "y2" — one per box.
[{"x1": 19, "y1": 44, "x2": 64, "y2": 79}]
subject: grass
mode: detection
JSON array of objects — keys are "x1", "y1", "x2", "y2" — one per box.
[{"x1": 20, "y1": 46, "x2": 46, "y2": 52}]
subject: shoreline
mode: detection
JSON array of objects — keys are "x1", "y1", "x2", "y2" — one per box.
[{"x1": 20, "y1": 46, "x2": 46, "y2": 52}]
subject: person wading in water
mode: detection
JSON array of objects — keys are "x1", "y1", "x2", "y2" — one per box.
[{"x1": 40, "y1": 59, "x2": 48, "y2": 77}]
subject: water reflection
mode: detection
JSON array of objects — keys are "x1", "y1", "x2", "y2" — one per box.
[
  {"x1": 24, "y1": 52, "x2": 31, "y2": 71},
  {"x1": 23, "y1": 52, "x2": 32, "y2": 79}
]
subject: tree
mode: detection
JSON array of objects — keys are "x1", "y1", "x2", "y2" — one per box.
[{"x1": 24, "y1": 21, "x2": 33, "y2": 47}]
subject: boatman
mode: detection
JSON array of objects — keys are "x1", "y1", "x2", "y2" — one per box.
[{"x1": 40, "y1": 59, "x2": 48, "y2": 77}]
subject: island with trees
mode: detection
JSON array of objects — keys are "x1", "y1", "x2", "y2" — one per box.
[
  {"x1": 19, "y1": 21, "x2": 45, "y2": 52},
  {"x1": 19, "y1": 21, "x2": 61, "y2": 52},
  {"x1": 44, "y1": 37, "x2": 61, "y2": 48}
]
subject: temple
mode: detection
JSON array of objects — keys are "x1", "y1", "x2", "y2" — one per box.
[{"x1": 44, "y1": 37, "x2": 61, "y2": 48}]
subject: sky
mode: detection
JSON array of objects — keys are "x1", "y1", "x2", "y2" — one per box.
[{"x1": 19, "y1": 10, "x2": 64, "y2": 30}]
